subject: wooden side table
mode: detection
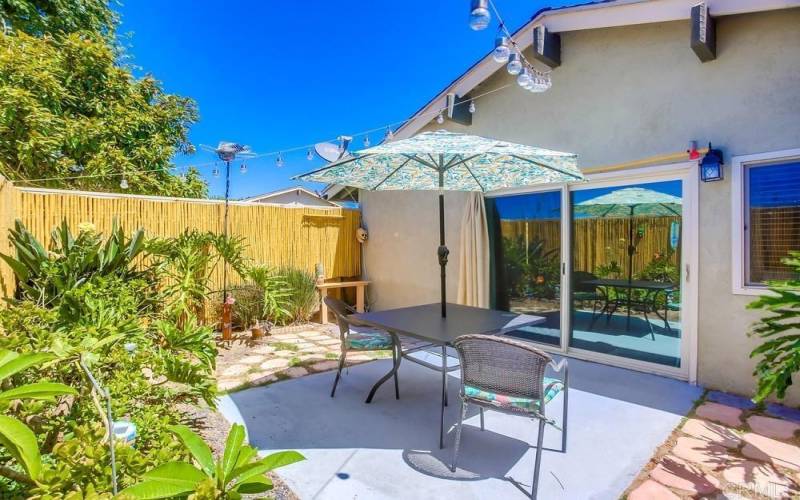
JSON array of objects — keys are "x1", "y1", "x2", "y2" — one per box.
[{"x1": 316, "y1": 280, "x2": 370, "y2": 324}]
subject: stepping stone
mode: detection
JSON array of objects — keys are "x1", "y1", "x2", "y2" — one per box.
[
  {"x1": 347, "y1": 354, "x2": 373, "y2": 362},
  {"x1": 682, "y1": 418, "x2": 741, "y2": 448},
  {"x1": 767, "y1": 404, "x2": 800, "y2": 424},
  {"x1": 318, "y1": 339, "x2": 342, "y2": 346},
  {"x1": 221, "y1": 364, "x2": 249, "y2": 377},
  {"x1": 274, "y1": 350, "x2": 298, "y2": 357},
  {"x1": 252, "y1": 345, "x2": 276, "y2": 354},
  {"x1": 707, "y1": 391, "x2": 757, "y2": 410},
  {"x1": 218, "y1": 379, "x2": 242, "y2": 391},
  {"x1": 672, "y1": 436, "x2": 731, "y2": 470},
  {"x1": 649, "y1": 454, "x2": 720, "y2": 495},
  {"x1": 742, "y1": 433, "x2": 800, "y2": 471},
  {"x1": 239, "y1": 355, "x2": 265, "y2": 364},
  {"x1": 260, "y1": 358, "x2": 290, "y2": 370},
  {"x1": 285, "y1": 367, "x2": 308, "y2": 378},
  {"x1": 723, "y1": 460, "x2": 797, "y2": 498},
  {"x1": 306, "y1": 335, "x2": 333, "y2": 341},
  {"x1": 696, "y1": 402, "x2": 744, "y2": 427},
  {"x1": 628, "y1": 479, "x2": 680, "y2": 500},
  {"x1": 246, "y1": 373, "x2": 277, "y2": 384},
  {"x1": 310, "y1": 360, "x2": 339, "y2": 372},
  {"x1": 748, "y1": 415, "x2": 800, "y2": 440}
]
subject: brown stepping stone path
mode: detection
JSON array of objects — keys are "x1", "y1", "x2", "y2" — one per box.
[
  {"x1": 650, "y1": 454, "x2": 720, "y2": 495},
  {"x1": 310, "y1": 360, "x2": 339, "y2": 372},
  {"x1": 221, "y1": 364, "x2": 250, "y2": 377},
  {"x1": 673, "y1": 436, "x2": 732, "y2": 471},
  {"x1": 682, "y1": 418, "x2": 742, "y2": 448},
  {"x1": 696, "y1": 402, "x2": 744, "y2": 427},
  {"x1": 260, "y1": 358, "x2": 290, "y2": 370},
  {"x1": 285, "y1": 367, "x2": 309, "y2": 378},
  {"x1": 628, "y1": 479, "x2": 680, "y2": 500},
  {"x1": 747, "y1": 415, "x2": 800, "y2": 441},
  {"x1": 722, "y1": 460, "x2": 797, "y2": 498},
  {"x1": 742, "y1": 433, "x2": 800, "y2": 471}
]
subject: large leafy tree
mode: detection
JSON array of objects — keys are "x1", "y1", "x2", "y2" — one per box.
[{"x1": 0, "y1": 1, "x2": 208, "y2": 197}]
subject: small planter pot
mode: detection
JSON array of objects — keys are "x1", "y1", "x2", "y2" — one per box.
[{"x1": 251, "y1": 325, "x2": 264, "y2": 340}]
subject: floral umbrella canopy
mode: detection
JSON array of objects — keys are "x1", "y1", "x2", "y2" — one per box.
[{"x1": 296, "y1": 130, "x2": 582, "y2": 316}]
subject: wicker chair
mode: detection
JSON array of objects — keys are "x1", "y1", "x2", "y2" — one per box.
[
  {"x1": 325, "y1": 296, "x2": 400, "y2": 401},
  {"x1": 451, "y1": 334, "x2": 568, "y2": 500}
]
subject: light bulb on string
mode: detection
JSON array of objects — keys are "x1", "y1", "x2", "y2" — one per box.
[
  {"x1": 436, "y1": 112, "x2": 445, "y2": 124},
  {"x1": 212, "y1": 162, "x2": 220, "y2": 178},
  {"x1": 363, "y1": 135, "x2": 371, "y2": 147},
  {"x1": 119, "y1": 177, "x2": 129, "y2": 189},
  {"x1": 506, "y1": 53, "x2": 522, "y2": 75},
  {"x1": 517, "y1": 67, "x2": 532, "y2": 88},
  {"x1": 276, "y1": 153, "x2": 284, "y2": 167},
  {"x1": 469, "y1": 0, "x2": 490, "y2": 31},
  {"x1": 468, "y1": 101, "x2": 476, "y2": 114},
  {"x1": 306, "y1": 149, "x2": 314, "y2": 161},
  {"x1": 492, "y1": 36, "x2": 510, "y2": 63},
  {"x1": 385, "y1": 128, "x2": 394, "y2": 142},
  {"x1": 240, "y1": 162, "x2": 247, "y2": 174}
]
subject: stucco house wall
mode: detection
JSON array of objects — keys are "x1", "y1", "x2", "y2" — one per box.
[{"x1": 360, "y1": 9, "x2": 800, "y2": 401}]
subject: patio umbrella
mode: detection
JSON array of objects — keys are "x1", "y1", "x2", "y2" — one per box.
[
  {"x1": 575, "y1": 187, "x2": 681, "y2": 327},
  {"x1": 295, "y1": 130, "x2": 582, "y2": 317}
]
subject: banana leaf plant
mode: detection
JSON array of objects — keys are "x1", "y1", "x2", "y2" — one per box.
[
  {"x1": 0, "y1": 350, "x2": 77, "y2": 482},
  {"x1": 120, "y1": 423, "x2": 304, "y2": 499}
]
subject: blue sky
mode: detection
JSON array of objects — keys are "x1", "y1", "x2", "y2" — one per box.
[{"x1": 116, "y1": 1, "x2": 573, "y2": 199}]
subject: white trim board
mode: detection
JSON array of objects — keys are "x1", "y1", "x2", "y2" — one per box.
[{"x1": 731, "y1": 148, "x2": 800, "y2": 296}]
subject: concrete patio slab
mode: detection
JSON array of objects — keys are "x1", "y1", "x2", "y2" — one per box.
[{"x1": 220, "y1": 354, "x2": 702, "y2": 499}]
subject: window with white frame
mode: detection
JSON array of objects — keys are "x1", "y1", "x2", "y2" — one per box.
[{"x1": 733, "y1": 150, "x2": 800, "y2": 292}]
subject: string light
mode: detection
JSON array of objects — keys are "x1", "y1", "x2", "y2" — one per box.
[
  {"x1": 436, "y1": 112, "x2": 445, "y2": 124},
  {"x1": 119, "y1": 177, "x2": 129, "y2": 189},
  {"x1": 306, "y1": 149, "x2": 314, "y2": 161},
  {"x1": 474, "y1": 0, "x2": 553, "y2": 93},
  {"x1": 468, "y1": 101, "x2": 476, "y2": 113},
  {"x1": 276, "y1": 153, "x2": 284, "y2": 167},
  {"x1": 363, "y1": 135, "x2": 371, "y2": 147},
  {"x1": 385, "y1": 128, "x2": 394, "y2": 142},
  {"x1": 239, "y1": 162, "x2": 247, "y2": 174},
  {"x1": 212, "y1": 163, "x2": 220, "y2": 178}
]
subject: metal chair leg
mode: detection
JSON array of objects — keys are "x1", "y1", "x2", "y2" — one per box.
[
  {"x1": 330, "y1": 349, "x2": 346, "y2": 398},
  {"x1": 479, "y1": 407, "x2": 485, "y2": 431},
  {"x1": 393, "y1": 345, "x2": 400, "y2": 400},
  {"x1": 561, "y1": 383, "x2": 568, "y2": 453},
  {"x1": 450, "y1": 399, "x2": 467, "y2": 472},
  {"x1": 531, "y1": 418, "x2": 546, "y2": 500}
]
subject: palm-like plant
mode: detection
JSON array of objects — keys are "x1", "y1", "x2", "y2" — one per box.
[
  {"x1": 121, "y1": 423, "x2": 304, "y2": 499},
  {"x1": 0, "y1": 350, "x2": 76, "y2": 483},
  {"x1": 246, "y1": 265, "x2": 291, "y2": 326},
  {"x1": 748, "y1": 251, "x2": 800, "y2": 402}
]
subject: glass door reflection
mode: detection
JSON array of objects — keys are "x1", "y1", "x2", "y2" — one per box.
[{"x1": 488, "y1": 190, "x2": 562, "y2": 346}]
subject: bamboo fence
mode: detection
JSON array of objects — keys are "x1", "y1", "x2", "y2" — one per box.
[
  {"x1": 0, "y1": 178, "x2": 361, "y2": 299},
  {"x1": 500, "y1": 216, "x2": 681, "y2": 277}
]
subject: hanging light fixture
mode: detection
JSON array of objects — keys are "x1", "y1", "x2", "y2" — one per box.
[
  {"x1": 306, "y1": 149, "x2": 314, "y2": 161},
  {"x1": 276, "y1": 153, "x2": 284, "y2": 167},
  {"x1": 212, "y1": 164, "x2": 220, "y2": 178},
  {"x1": 468, "y1": 101, "x2": 476, "y2": 113},
  {"x1": 119, "y1": 177, "x2": 129, "y2": 189},
  {"x1": 240, "y1": 162, "x2": 247, "y2": 174},
  {"x1": 506, "y1": 52, "x2": 522, "y2": 75},
  {"x1": 363, "y1": 135, "x2": 371, "y2": 147},
  {"x1": 492, "y1": 36, "x2": 510, "y2": 63},
  {"x1": 469, "y1": 0, "x2": 491, "y2": 31},
  {"x1": 436, "y1": 112, "x2": 445, "y2": 124}
]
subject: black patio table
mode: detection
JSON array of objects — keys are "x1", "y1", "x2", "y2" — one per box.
[
  {"x1": 350, "y1": 302, "x2": 544, "y2": 449},
  {"x1": 582, "y1": 278, "x2": 675, "y2": 336}
]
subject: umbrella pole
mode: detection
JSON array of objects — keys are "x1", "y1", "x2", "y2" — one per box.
[
  {"x1": 437, "y1": 164, "x2": 449, "y2": 318},
  {"x1": 626, "y1": 207, "x2": 634, "y2": 330}
]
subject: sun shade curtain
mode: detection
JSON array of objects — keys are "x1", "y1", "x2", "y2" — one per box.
[{"x1": 457, "y1": 192, "x2": 490, "y2": 308}]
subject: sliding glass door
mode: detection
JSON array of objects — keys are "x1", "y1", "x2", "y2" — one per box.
[
  {"x1": 487, "y1": 190, "x2": 562, "y2": 346},
  {"x1": 569, "y1": 180, "x2": 683, "y2": 368}
]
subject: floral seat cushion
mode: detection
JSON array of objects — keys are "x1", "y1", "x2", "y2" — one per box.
[
  {"x1": 346, "y1": 330, "x2": 393, "y2": 350},
  {"x1": 464, "y1": 377, "x2": 564, "y2": 412}
]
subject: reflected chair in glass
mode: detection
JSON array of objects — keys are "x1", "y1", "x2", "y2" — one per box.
[
  {"x1": 450, "y1": 334, "x2": 568, "y2": 500},
  {"x1": 325, "y1": 296, "x2": 400, "y2": 401},
  {"x1": 572, "y1": 271, "x2": 606, "y2": 330}
]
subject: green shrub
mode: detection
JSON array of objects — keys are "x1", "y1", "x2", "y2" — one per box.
[
  {"x1": 277, "y1": 266, "x2": 318, "y2": 324},
  {"x1": 748, "y1": 251, "x2": 800, "y2": 402}
]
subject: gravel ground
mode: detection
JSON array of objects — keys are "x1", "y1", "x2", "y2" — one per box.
[{"x1": 179, "y1": 403, "x2": 299, "y2": 500}]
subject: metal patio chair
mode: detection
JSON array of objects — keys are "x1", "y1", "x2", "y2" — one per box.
[
  {"x1": 573, "y1": 271, "x2": 606, "y2": 330},
  {"x1": 325, "y1": 296, "x2": 401, "y2": 401},
  {"x1": 451, "y1": 334, "x2": 568, "y2": 500}
]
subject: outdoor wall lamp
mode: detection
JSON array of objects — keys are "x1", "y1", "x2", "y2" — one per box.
[{"x1": 700, "y1": 143, "x2": 724, "y2": 182}]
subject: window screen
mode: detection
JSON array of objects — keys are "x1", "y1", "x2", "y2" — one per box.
[{"x1": 746, "y1": 160, "x2": 800, "y2": 284}]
